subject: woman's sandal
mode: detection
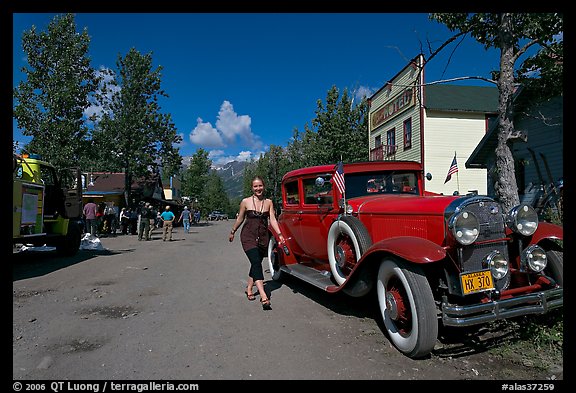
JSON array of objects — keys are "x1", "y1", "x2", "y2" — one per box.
[
  {"x1": 260, "y1": 298, "x2": 272, "y2": 310},
  {"x1": 244, "y1": 291, "x2": 256, "y2": 301}
]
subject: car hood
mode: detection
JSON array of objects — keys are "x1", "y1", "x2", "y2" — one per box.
[{"x1": 349, "y1": 194, "x2": 459, "y2": 216}]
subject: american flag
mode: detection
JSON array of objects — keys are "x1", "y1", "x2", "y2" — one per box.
[
  {"x1": 444, "y1": 154, "x2": 459, "y2": 184},
  {"x1": 333, "y1": 161, "x2": 345, "y2": 194}
]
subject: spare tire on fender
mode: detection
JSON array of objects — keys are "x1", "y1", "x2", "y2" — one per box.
[{"x1": 327, "y1": 215, "x2": 372, "y2": 285}]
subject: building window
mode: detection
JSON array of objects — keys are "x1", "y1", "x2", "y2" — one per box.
[
  {"x1": 403, "y1": 118, "x2": 412, "y2": 150},
  {"x1": 375, "y1": 135, "x2": 381, "y2": 147},
  {"x1": 386, "y1": 129, "x2": 396, "y2": 156}
]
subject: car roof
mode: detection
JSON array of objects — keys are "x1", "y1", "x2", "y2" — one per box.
[{"x1": 282, "y1": 161, "x2": 423, "y2": 182}]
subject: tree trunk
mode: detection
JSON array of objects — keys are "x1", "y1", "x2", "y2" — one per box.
[
  {"x1": 124, "y1": 171, "x2": 132, "y2": 208},
  {"x1": 494, "y1": 13, "x2": 521, "y2": 212}
]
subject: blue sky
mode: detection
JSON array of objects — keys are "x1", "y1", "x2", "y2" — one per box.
[{"x1": 13, "y1": 13, "x2": 503, "y2": 167}]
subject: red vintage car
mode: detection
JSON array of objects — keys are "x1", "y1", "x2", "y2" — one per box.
[{"x1": 267, "y1": 161, "x2": 563, "y2": 358}]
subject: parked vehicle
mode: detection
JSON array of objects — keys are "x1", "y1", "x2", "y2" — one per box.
[
  {"x1": 208, "y1": 210, "x2": 228, "y2": 221},
  {"x1": 267, "y1": 161, "x2": 563, "y2": 358},
  {"x1": 13, "y1": 153, "x2": 83, "y2": 256}
]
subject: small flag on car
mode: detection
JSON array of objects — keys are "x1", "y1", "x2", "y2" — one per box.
[
  {"x1": 444, "y1": 154, "x2": 459, "y2": 184},
  {"x1": 333, "y1": 161, "x2": 345, "y2": 194}
]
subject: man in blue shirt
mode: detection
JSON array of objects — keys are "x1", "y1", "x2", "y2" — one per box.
[
  {"x1": 178, "y1": 206, "x2": 192, "y2": 233},
  {"x1": 160, "y1": 205, "x2": 176, "y2": 241}
]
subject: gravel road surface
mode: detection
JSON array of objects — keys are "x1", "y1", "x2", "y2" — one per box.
[{"x1": 13, "y1": 220, "x2": 563, "y2": 381}]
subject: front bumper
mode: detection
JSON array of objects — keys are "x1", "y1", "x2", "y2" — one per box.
[{"x1": 441, "y1": 287, "x2": 563, "y2": 327}]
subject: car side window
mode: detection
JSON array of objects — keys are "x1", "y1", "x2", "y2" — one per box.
[
  {"x1": 284, "y1": 180, "x2": 300, "y2": 205},
  {"x1": 303, "y1": 176, "x2": 333, "y2": 205}
]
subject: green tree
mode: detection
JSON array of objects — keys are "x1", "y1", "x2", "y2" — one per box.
[
  {"x1": 181, "y1": 148, "x2": 212, "y2": 202},
  {"x1": 93, "y1": 47, "x2": 182, "y2": 206},
  {"x1": 203, "y1": 172, "x2": 231, "y2": 216},
  {"x1": 13, "y1": 13, "x2": 99, "y2": 169},
  {"x1": 302, "y1": 85, "x2": 369, "y2": 166},
  {"x1": 285, "y1": 128, "x2": 306, "y2": 170},
  {"x1": 430, "y1": 13, "x2": 563, "y2": 211}
]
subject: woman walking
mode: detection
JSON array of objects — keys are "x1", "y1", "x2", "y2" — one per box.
[{"x1": 229, "y1": 176, "x2": 284, "y2": 310}]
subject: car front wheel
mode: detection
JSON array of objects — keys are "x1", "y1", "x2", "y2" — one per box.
[
  {"x1": 327, "y1": 216, "x2": 372, "y2": 285},
  {"x1": 545, "y1": 250, "x2": 563, "y2": 287},
  {"x1": 376, "y1": 257, "x2": 438, "y2": 358}
]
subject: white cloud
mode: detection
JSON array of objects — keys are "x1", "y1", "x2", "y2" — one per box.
[
  {"x1": 355, "y1": 85, "x2": 375, "y2": 101},
  {"x1": 188, "y1": 100, "x2": 265, "y2": 163},
  {"x1": 216, "y1": 100, "x2": 263, "y2": 149},
  {"x1": 188, "y1": 100, "x2": 263, "y2": 152},
  {"x1": 190, "y1": 118, "x2": 225, "y2": 148},
  {"x1": 209, "y1": 149, "x2": 263, "y2": 167},
  {"x1": 236, "y1": 151, "x2": 254, "y2": 161}
]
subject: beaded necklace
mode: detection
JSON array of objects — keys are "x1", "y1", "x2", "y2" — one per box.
[{"x1": 252, "y1": 195, "x2": 265, "y2": 216}]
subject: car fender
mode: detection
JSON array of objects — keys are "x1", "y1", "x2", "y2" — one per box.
[
  {"x1": 359, "y1": 236, "x2": 446, "y2": 265},
  {"x1": 529, "y1": 221, "x2": 563, "y2": 245}
]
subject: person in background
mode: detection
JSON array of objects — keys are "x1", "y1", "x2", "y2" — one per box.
[
  {"x1": 119, "y1": 207, "x2": 130, "y2": 235},
  {"x1": 155, "y1": 210, "x2": 162, "y2": 229},
  {"x1": 228, "y1": 176, "x2": 284, "y2": 310},
  {"x1": 129, "y1": 207, "x2": 138, "y2": 235},
  {"x1": 96, "y1": 202, "x2": 105, "y2": 234},
  {"x1": 147, "y1": 204, "x2": 157, "y2": 240},
  {"x1": 104, "y1": 201, "x2": 118, "y2": 236},
  {"x1": 138, "y1": 202, "x2": 152, "y2": 241},
  {"x1": 83, "y1": 198, "x2": 99, "y2": 236},
  {"x1": 178, "y1": 206, "x2": 192, "y2": 233},
  {"x1": 160, "y1": 205, "x2": 176, "y2": 241}
]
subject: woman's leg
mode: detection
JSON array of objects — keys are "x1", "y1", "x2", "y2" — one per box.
[
  {"x1": 246, "y1": 276, "x2": 254, "y2": 295},
  {"x1": 254, "y1": 279, "x2": 267, "y2": 300},
  {"x1": 245, "y1": 248, "x2": 269, "y2": 301}
]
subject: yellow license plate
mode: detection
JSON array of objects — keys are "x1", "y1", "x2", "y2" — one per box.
[{"x1": 460, "y1": 270, "x2": 494, "y2": 295}]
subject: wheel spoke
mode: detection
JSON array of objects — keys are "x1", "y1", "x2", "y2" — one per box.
[
  {"x1": 387, "y1": 276, "x2": 412, "y2": 336},
  {"x1": 336, "y1": 235, "x2": 356, "y2": 274}
]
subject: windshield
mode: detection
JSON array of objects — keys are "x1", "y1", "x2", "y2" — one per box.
[{"x1": 345, "y1": 171, "x2": 418, "y2": 199}]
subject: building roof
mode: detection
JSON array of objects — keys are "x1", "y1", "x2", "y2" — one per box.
[
  {"x1": 425, "y1": 85, "x2": 499, "y2": 113},
  {"x1": 466, "y1": 90, "x2": 562, "y2": 168},
  {"x1": 84, "y1": 172, "x2": 160, "y2": 195}
]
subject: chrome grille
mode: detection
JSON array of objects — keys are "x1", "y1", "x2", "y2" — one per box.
[
  {"x1": 464, "y1": 200, "x2": 506, "y2": 241},
  {"x1": 461, "y1": 242, "x2": 510, "y2": 291}
]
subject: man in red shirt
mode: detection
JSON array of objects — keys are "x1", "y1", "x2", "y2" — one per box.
[{"x1": 83, "y1": 199, "x2": 99, "y2": 236}]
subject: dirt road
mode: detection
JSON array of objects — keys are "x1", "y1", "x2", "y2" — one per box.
[{"x1": 13, "y1": 221, "x2": 563, "y2": 381}]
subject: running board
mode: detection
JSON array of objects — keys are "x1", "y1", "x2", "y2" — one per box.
[{"x1": 280, "y1": 264, "x2": 336, "y2": 291}]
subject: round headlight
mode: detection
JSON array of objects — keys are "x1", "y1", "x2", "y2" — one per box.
[
  {"x1": 522, "y1": 245, "x2": 547, "y2": 272},
  {"x1": 507, "y1": 204, "x2": 538, "y2": 236},
  {"x1": 485, "y1": 250, "x2": 509, "y2": 280},
  {"x1": 345, "y1": 204, "x2": 354, "y2": 214},
  {"x1": 449, "y1": 210, "x2": 480, "y2": 245}
]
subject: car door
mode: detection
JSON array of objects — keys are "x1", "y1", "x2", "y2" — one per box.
[
  {"x1": 298, "y1": 174, "x2": 337, "y2": 262},
  {"x1": 279, "y1": 178, "x2": 307, "y2": 254}
]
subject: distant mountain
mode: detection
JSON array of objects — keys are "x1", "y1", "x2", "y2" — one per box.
[
  {"x1": 180, "y1": 157, "x2": 248, "y2": 199},
  {"x1": 213, "y1": 160, "x2": 248, "y2": 199}
]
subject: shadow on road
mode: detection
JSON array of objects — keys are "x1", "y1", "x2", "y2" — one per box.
[
  {"x1": 264, "y1": 271, "x2": 535, "y2": 360},
  {"x1": 433, "y1": 321, "x2": 518, "y2": 359},
  {"x1": 264, "y1": 273, "x2": 380, "y2": 320},
  {"x1": 12, "y1": 248, "x2": 132, "y2": 282}
]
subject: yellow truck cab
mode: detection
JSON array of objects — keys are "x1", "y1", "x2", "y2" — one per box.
[{"x1": 13, "y1": 153, "x2": 83, "y2": 256}]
